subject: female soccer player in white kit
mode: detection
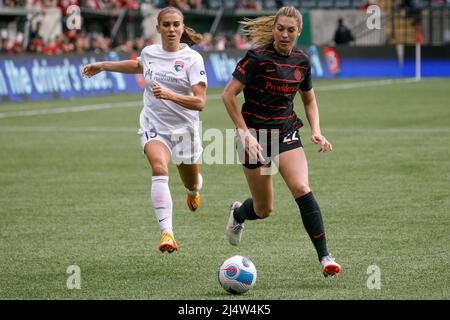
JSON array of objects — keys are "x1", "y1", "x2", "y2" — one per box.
[{"x1": 81, "y1": 7, "x2": 207, "y2": 253}]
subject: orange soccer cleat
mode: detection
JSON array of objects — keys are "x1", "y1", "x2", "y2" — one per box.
[
  {"x1": 159, "y1": 232, "x2": 178, "y2": 253},
  {"x1": 186, "y1": 191, "x2": 201, "y2": 212}
]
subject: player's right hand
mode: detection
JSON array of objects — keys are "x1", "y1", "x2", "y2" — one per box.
[
  {"x1": 81, "y1": 62, "x2": 103, "y2": 78},
  {"x1": 311, "y1": 133, "x2": 333, "y2": 153},
  {"x1": 237, "y1": 129, "x2": 265, "y2": 163}
]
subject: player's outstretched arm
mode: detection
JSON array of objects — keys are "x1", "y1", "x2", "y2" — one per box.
[
  {"x1": 81, "y1": 60, "x2": 143, "y2": 78},
  {"x1": 300, "y1": 89, "x2": 333, "y2": 153}
]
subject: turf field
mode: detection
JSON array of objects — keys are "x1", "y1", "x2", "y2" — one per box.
[{"x1": 0, "y1": 78, "x2": 449, "y2": 300}]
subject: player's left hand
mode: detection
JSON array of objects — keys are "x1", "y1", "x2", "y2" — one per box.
[
  {"x1": 152, "y1": 82, "x2": 173, "y2": 100},
  {"x1": 311, "y1": 133, "x2": 332, "y2": 153},
  {"x1": 81, "y1": 62, "x2": 103, "y2": 78}
]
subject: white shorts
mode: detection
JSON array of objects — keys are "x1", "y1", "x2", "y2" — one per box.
[{"x1": 138, "y1": 112, "x2": 202, "y2": 165}]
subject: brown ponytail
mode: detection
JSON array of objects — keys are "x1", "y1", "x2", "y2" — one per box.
[{"x1": 181, "y1": 26, "x2": 203, "y2": 46}]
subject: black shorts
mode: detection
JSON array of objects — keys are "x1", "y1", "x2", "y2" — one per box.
[{"x1": 237, "y1": 129, "x2": 303, "y2": 169}]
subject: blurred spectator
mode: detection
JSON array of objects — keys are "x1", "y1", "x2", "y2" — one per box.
[
  {"x1": 134, "y1": 37, "x2": 145, "y2": 53},
  {"x1": 74, "y1": 32, "x2": 88, "y2": 53},
  {"x1": 0, "y1": 0, "x2": 270, "y2": 56},
  {"x1": 192, "y1": 32, "x2": 212, "y2": 51},
  {"x1": 189, "y1": 0, "x2": 203, "y2": 10},
  {"x1": 232, "y1": 33, "x2": 250, "y2": 50},
  {"x1": 64, "y1": 29, "x2": 77, "y2": 42},
  {"x1": 2, "y1": 0, "x2": 27, "y2": 7},
  {"x1": 12, "y1": 33, "x2": 24, "y2": 54},
  {"x1": 214, "y1": 33, "x2": 227, "y2": 51},
  {"x1": 1, "y1": 37, "x2": 13, "y2": 54},
  {"x1": 359, "y1": 0, "x2": 376, "y2": 11},
  {"x1": 2, "y1": 0, "x2": 15, "y2": 7},
  {"x1": 144, "y1": 34, "x2": 158, "y2": 46},
  {"x1": 12, "y1": 40, "x2": 23, "y2": 54},
  {"x1": 58, "y1": 0, "x2": 79, "y2": 15},
  {"x1": 44, "y1": 0, "x2": 58, "y2": 8},
  {"x1": 61, "y1": 37, "x2": 75, "y2": 53},
  {"x1": 236, "y1": 0, "x2": 262, "y2": 10},
  {"x1": 100, "y1": 36, "x2": 112, "y2": 51},
  {"x1": 334, "y1": 18, "x2": 354, "y2": 46},
  {"x1": 176, "y1": 0, "x2": 190, "y2": 10},
  {"x1": 26, "y1": 0, "x2": 41, "y2": 9},
  {"x1": 122, "y1": 0, "x2": 139, "y2": 10},
  {"x1": 115, "y1": 39, "x2": 133, "y2": 52},
  {"x1": 43, "y1": 34, "x2": 63, "y2": 55},
  {"x1": 165, "y1": 0, "x2": 190, "y2": 10},
  {"x1": 84, "y1": 0, "x2": 105, "y2": 10},
  {"x1": 102, "y1": 0, "x2": 116, "y2": 9},
  {"x1": 89, "y1": 34, "x2": 103, "y2": 53},
  {"x1": 28, "y1": 38, "x2": 44, "y2": 53},
  {"x1": 30, "y1": 21, "x2": 44, "y2": 42},
  {"x1": 0, "y1": 0, "x2": 137, "y2": 7}
]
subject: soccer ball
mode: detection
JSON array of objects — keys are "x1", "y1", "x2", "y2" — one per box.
[{"x1": 218, "y1": 255, "x2": 257, "y2": 294}]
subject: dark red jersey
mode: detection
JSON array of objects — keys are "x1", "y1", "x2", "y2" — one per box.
[{"x1": 232, "y1": 43, "x2": 312, "y2": 134}]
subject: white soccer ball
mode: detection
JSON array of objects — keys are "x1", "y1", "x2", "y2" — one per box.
[{"x1": 218, "y1": 255, "x2": 257, "y2": 294}]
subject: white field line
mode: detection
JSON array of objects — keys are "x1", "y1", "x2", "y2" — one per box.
[
  {"x1": 0, "y1": 79, "x2": 418, "y2": 119},
  {"x1": 315, "y1": 78, "x2": 419, "y2": 91},
  {"x1": 325, "y1": 127, "x2": 450, "y2": 133},
  {"x1": 0, "y1": 101, "x2": 141, "y2": 119},
  {"x1": 0, "y1": 94, "x2": 221, "y2": 119},
  {"x1": 0, "y1": 126, "x2": 137, "y2": 133}
]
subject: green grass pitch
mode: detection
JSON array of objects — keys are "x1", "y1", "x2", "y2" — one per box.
[{"x1": 0, "y1": 78, "x2": 449, "y2": 299}]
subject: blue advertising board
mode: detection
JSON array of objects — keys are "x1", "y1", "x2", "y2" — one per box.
[
  {"x1": 1, "y1": 47, "x2": 449, "y2": 103},
  {"x1": 0, "y1": 52, "x2": 143, "y2": 103},
  {"x1": 203, "y1": 47, "x2": 450, "y2": 86}
]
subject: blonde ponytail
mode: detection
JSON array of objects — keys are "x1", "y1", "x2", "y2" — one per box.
[
  {"x1": 240, "y1": 16, "x2": 277, "y2": 47},
  {"x1": 239, "y1": 6, "x2": 303, "y2": 47}
]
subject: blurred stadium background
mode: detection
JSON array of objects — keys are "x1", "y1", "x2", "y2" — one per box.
[
  {"x1": 0, "y1": 1, "x2": 449, "y2": 300},
  {"x1": 0, "y1": 0, "x2": 449, "y2": 99}
]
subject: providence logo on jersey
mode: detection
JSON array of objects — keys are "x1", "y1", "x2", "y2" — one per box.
[{"x1": 174, "y1": 60, "x2": 185, "y2": 72}]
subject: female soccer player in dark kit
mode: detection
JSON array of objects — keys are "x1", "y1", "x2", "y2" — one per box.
[
  {"x1": 222, "y1": 6, "x2": 341, "y2": 277},
  {"x1": 81, "y1": 7, "x2": 207, "y2": 254}
]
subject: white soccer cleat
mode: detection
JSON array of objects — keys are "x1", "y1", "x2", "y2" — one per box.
[
  {"x1": 321, "y1": 255, "x2": 341, "y2": 277},
  {"x1": 226, "y1": 201, "x2": 244, "y2": 246}
]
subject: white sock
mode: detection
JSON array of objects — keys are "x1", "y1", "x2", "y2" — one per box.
[
  {"x1": 151, "y1": 176, "x2": 173, "y2": 234},
  {"x1": 187, "y1": 173, "x2": 203, "y2": 195},
  {"x1": 196, "y1": 173, "x2": 203, "y2": 191}
]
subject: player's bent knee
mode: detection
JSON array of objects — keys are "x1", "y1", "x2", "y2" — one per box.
[
  {"x1": 254, "y1": 206, "x2": 273, "y2": 219},
  {"x1": 291, "y1": 183, "x2": 311, "y2": 198},
  {"x1": 151, "y1": 164, "x2": 169, "y2": 176}
]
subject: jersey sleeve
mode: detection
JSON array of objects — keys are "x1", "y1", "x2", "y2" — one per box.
[
  {"x1": 299, "y1": 58, "x2": 312, "y2": 92},
  {"x1": 137, "y1": 46, "x2": 150, "y2": 67},
  {"x1": 232, "y1": 50, "x2": 259, "y2": 86},
  {"x1": 188, "y1": 54, "x2": 208, "y2": 87},
  {"x1": 137, "y1": 54, "x2": 143, "y2": 67}
]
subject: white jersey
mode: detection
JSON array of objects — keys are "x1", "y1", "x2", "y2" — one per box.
[{"x1": 137, "y1": 43, "x2": 207, "y2": 135}]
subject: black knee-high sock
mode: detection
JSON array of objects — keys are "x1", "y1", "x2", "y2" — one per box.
[
  {"x1": 233, "y1": 198, "x2": 260, "y2": 223},
  {"x1": 296, "y1": 192, "x2": 329, "y2": 261}
]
